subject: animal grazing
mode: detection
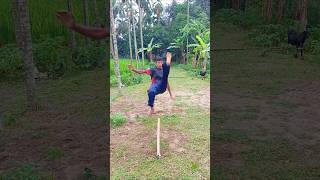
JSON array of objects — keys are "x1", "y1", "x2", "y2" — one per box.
[{"x1": 287, "y1": 25, "x2": 310, "y2": 59}]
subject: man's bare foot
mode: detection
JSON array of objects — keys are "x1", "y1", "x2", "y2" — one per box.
[{"x1": 149, "y1": 107, "x2": 155, "y2": 115}]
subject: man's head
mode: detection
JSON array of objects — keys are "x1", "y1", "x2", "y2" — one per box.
[{"x1": 156, "y1": 56, "x2": 163, "y2": 69}]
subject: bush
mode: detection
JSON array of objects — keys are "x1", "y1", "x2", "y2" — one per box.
[
  {"x1": 214, "y1": 9, "x2": 244, "y2": 26},
  {"x1": 73, "y1": 41, "x2": 106, "y2": 70},
  {"x1": 111, "y1": 113, "x2": 127, "y2": 127},
  {"x1": 1, "y1": 37, "x2": 107, "y2": 80},
  {"x1": 0, "y1": 44, "x2": 23, "y2": 78},
  {"x1": 110, "y1": 59, "x2": 149, "y2": 87},
  {"x1": 248, "y1": 24, "x2": 287, "y2": 48},
  {"x1": 177, "y1": 63, "x2": 210, "y2": 79},
  {"x1": 33, "y1": 36, "x2": 71, "y2": 78}
]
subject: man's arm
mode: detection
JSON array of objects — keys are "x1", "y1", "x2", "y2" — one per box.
[
  {"x1": 56, "y1": 11, "x2": 109, "y2": 40},
  {"x1": 166, "y1": 52, "x2": 172, "y2": 65},
  {"x1": 128, "y1": 65, "x2": 149, "y2": 74},
  {"x1": 72, "y1": 25, "x2": 109, "y2": 40}
]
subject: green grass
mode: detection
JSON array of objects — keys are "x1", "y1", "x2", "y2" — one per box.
[
  {"x1": 0, "y1": 113, "x2": 16, "y2": 127},
  {"x1": 111, "y1": 113, "x2": 127, "y2": 128},
  {"x1": 0, "y1": 0, "x2": 107, "y2": 44},
  {"x1": 110, "y1": 59, "x2": 150, "y2": 87},
  {"x1": 46, "y1": 147, "x2": 64, "y2": 160},
  {"x1": 0, "y1": 164, "x2": 52, "y2": 180}
]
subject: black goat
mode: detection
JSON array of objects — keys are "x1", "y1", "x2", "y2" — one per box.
[{"x1": 288, "y1": 27, "x2": 310, "y2": 59}]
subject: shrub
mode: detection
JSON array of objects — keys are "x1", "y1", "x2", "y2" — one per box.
[
  {"x1": 214, "y1": 9, "x2": 243, "y2": 26},
  {"x1": 110, "y1": 59, "x2": 148, "y2": 87},
  {"x1": 33, "y1": 36, "x2": 71, "y2": 78},
  {"x1": 0, "y1": 44, "x2": 23, "y2": 78},
  {"x1": 73, "y1": 42, "x2": 106, "y2": 70}
]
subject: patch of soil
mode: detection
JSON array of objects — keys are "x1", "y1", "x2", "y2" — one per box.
[
  {"x1": 111, "y1": 92, "x2": 185, "y2": 121},
  {"x1": 213, "y1": 142, "x2": 249, "y2": 168},
  {"x1": 111, "y1": 121, "x2": 187, "y2": 157}
]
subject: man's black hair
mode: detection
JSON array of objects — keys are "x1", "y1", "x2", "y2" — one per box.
[{"x1": 156, "y1": 55, "x2": 163, "y2": 62}]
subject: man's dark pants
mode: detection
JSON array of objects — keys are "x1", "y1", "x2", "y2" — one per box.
[{"x1": 147, "y1": 63, "x2": 170, "y2": 107}]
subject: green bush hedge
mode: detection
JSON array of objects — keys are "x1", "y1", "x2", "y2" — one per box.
[
  {"x1": 0, "y1": 37, "x2": 107, "y2": 79},
  {"x1": 110, "y1": 59, "x2": 149, "y2": 87}
]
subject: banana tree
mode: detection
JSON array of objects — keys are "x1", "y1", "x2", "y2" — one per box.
[
  {"x1": 167, "y1": 39, "x2": 186, "y2": 64},
  {"x1": 138, "y1": 38, "x2": 162, "y2": 62},
  {"x1": 188, "y1": 33, "x2": 210, "y2": 73}
]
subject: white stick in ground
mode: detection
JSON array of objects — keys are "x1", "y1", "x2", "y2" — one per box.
[{"x1": 157, "y1": 118, "x2": 161, "y2": 157}]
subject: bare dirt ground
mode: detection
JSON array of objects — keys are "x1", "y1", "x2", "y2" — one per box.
[{"x1": 111, "y1": 83, "x2": 210, "y2": 156}]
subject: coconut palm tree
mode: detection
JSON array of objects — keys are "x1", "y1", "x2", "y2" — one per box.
[
  {"x1": 153, "y1": 0, "x2": 163, "y2": 24},
  {"x1": 186, "y1": 0, "x2": 190, "y2": 63},
  {"x1": 110, "y1": 0, "x2": 124, "y2": 88},
  {"x1": 67, "y1": 0, "x2": 76, "y2": 58},
  {"x1": 12, "y1": 0, "x2": 37, "y2": 110},
  {"x1": 138, "y1": 0, "x2": 145, "y2": 66},
  {"x1": 83, "y1": 0, "x2": 89, "y2": 43},
  {"x1": 125, "y1": 1, "x2": 134, "y2": 64},
  {"x1": 130, "y1": 0, "x2": 139, "y2": 68},
  {"x1": 93, "y1": 0, "x2": 98, "y2": 26}
]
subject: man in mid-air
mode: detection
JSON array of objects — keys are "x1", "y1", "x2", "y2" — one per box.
[{"x1": 128, "y1": 53, "x2": 173, "y2": 115}]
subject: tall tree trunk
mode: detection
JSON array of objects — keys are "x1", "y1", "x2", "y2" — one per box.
[
  {"x1": 296, "y1": 0, "x2": 308, "y2": 27},
  {"x1": 93, "y1": 0, "x2": 98, "y2": 26},
  {"x1": 232, "y1": 0, "x2": 241, "y2": 10},
  {"x1": 83, "y1": 0, "x2": 89, "y2": 43},
  {"x1": 110, "y1": 0, "x2": 124, "y2": 88},
  {"x1": 127, "y1": 9, "x2": 133, "y2": 65},
  {"x1": 186, "y1": 0, "x2": 189, "y2": 65},
  {"x1": 277, "y1": 0, "x2": 286, "y2": 23},
  {"x1": 263, "y1": 0, "x2": 273, "y2": 23},
  {"x1": 130, "y1": 0, "x2": 139, "y2": 68},
  {"x1": 13, "y1": 0, "x2": 36, "y2": 110},
  {"x1": 67, "y1": 0, "x2": 76, "y2": 59},
  {"x1": 138, "y1": 0, "x2": 145, "y2": 66}
]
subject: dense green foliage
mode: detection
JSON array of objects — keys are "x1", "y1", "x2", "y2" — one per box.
[
  {"x1": 110, "y1": 59, "x2": 151, "y2": 87},
  {"x1": 0, "y1": 0, "x2": 107, "y2": 44},
  {"x1": 114, "y1": 0, "x2": 210, "y2": 61},
  {"x1": 213, "y1": 1, "x2": 320, "y2": 56},
  {"x1": 0, "y1": 0, "x2": 107, "y2": 79},
  {"x1": 0, "y1": 38, "x2": 107, "y2": 79}
]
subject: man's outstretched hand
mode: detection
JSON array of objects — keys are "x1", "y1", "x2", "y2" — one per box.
[
  {"x1": 128, "y1": 64, "x2": 134, "y2": 71},
  {"x1": 166, "y1": 52, "x2": 172, "y2": 65},
  {"x1": 56, "y1": 11, "x2": 75, "y2": 29}
]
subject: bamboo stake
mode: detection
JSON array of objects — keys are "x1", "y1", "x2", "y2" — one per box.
[{"x1": 157, "y1": 118, "x2": 161, "y2": 157}]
